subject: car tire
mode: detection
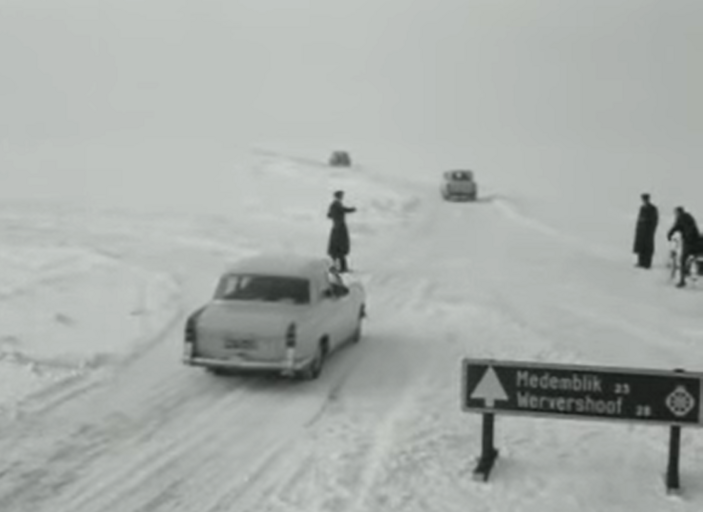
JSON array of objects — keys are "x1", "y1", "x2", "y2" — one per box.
[
  {"x1": 351, "y1": 307, "x2": 365, "y2": 343},
  {"x1": 301, "y1": 342, "x2": 326, "y2": 380},
  {"x1": 351, "y1": 321, "x2": 362, "y2": 343}
]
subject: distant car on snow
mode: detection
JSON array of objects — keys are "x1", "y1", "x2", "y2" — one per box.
[
  {"x1": 441, "y1": 170, "x2": 478, "y2": 201},
  {"x1": 183, "y1": 254, "x2": 366, "y2": 380},
  {"x1": 329, "y1": 151, "x2": 352, "y2": 167}
]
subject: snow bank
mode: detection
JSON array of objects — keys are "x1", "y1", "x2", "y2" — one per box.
[
  {"x1": 0, "y1": 140, "x2": 420, "y2": 225},
  {"x1": 247, "y1": 151, "x2": 422, "y2": 233},
  {"x1": 0, "y1": 245, "x2": 181, "y2": 412}
]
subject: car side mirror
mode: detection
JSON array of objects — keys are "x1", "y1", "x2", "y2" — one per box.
[
  {"x1": 322, "y1": 288, "x2": 335, "y2": 299},
  {"x1": 333, "y1": 283, "x2": 349, "y2": 297}
]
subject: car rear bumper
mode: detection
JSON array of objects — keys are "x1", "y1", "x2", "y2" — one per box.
[
  {"x1": 443, "y1": 185, "x2": 477, "y2": 198},
  {"x1": 445, "y1": 193, "x2": 477, "y2": 200},
  {"x1": 183, "y1": 344, "x2": 313, "y2": 374}
]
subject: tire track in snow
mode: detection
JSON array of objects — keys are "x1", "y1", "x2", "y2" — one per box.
[
  {"x1": 0, "y1": 368, "x2": 298, "y2": 512},
  {"x1": 45, "y1": 381, "x2": 298, "y2": 512},
  {"x1": 341, "y1": 386, "x2": 419, "y2": 512}
]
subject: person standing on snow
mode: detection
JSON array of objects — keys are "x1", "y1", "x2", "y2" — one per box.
[
  {"x1": 667, "y1": 206, "x2": 701, "y2": 287},
  {"x1": 327, "y1": 190, "x2": 356, "y2": 273},
  {"x1": 633, "y1": 193, "x2": 659, "y2": 269}
]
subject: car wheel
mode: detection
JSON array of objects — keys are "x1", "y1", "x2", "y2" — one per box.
[
  {"x1": 351, "y1": 307, "x2": 364, "y2": 343},
  {"x1": 301, "y1": 343, "x2": 326, "y2": 380},
  {"x1": 351, "y1": 321, "x2": 362, "y2": 343}
]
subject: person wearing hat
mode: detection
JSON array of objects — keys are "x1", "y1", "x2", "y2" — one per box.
[
  {"x1": 667, "y1": 206, "x2": 701, "y2": 287},
  {"x1": 633, "y1": 193, "x2": 659, "y2": 269},
  {"x1": 327, "y1": 190, "x2": 356, "y2": 272}
]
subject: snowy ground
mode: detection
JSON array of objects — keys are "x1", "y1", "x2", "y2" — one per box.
[
  {"x1": 0, "y1": 144, "x2": 700, "y2": 512},
  {"x1": 0, "y1": 243, "x2": 181, "y2": 415}
]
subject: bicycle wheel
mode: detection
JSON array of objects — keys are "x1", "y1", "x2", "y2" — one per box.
[{"x1": 669, "y1": 251, "x2": 680, "y2": 282}]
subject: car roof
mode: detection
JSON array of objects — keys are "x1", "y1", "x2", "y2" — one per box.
[
  {"x1": 224, "y1": 253, "x2": 327, "y2": 279},
  {"x1": 446, "y1": 169, "x2": 473, "y2": 176}
]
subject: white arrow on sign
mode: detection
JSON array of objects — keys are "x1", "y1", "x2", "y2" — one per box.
[{"x1": 470, "y1": 366, "x2": 509, "y2": 408}]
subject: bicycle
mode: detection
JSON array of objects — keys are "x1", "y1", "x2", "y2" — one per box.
[{"x1": 667, "y1": 233, "x2": 702, "y2": 287}]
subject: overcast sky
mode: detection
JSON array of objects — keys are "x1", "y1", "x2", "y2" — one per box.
[
  {"x1": 0, "y1": 0, "x2": 701, "y2": 210},
  {"x1": 0, "y1": 0, "x2": 699, "y2": 142}
]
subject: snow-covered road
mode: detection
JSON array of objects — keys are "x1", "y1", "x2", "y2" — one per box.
[{"x1": 0, "y1": 151, "x2": 700, "y2": 512}]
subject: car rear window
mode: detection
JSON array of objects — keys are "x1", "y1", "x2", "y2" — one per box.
[
  {"x1": 215, "y1": 275, "x2": 310, "y2": 304},
  {"x1": 451, "y1": 171, "x2": 472, "y2": 181}
]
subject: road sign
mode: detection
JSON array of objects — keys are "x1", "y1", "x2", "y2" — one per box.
[{"x1": 463, "y1": 359, "x2": 702, "y2": 427}]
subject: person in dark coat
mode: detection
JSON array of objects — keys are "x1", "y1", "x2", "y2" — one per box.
[
  {"x1": 633, "y1": 193, "x2": 659, "y2": 269},
  {"x1": 327, "y1": 190, "x2": 356, "y2": 272},
  {"x1": 667, "y1": 206, "x2": 701, "y2": 287}
]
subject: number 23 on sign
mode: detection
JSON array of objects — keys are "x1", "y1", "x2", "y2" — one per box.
[{"x1": 614, "y1": 383, "x2": 631, "y2": 395}]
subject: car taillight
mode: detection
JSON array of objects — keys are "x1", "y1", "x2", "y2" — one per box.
[
  {"x1": 285, "y1": 323, "x2": 297, "y2": 348},
  {"x1": 185, "y1": 307, "x2": 206, "y2": 343},
  {"x1": 184, "y1": 307, "x2": 205, "y2": 364}
]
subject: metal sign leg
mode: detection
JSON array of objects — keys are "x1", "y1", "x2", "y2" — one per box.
[
  {"x1": 474, "y1": 413, "x2": 499, "y2": 481},
  {"x1": 666, "y1": 425, "x2": 681, "y2": 493}
]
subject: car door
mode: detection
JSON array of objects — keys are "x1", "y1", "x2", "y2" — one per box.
[
  {"x1": 324, "y1": 269, "x2": 357, "y2": 347},
  {"x1": 305, "y1": 269, "x2": 341, "y2": 351}
]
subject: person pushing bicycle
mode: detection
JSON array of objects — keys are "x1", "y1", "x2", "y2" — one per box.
[{"x1": 667, "y1": 206, "x2": 702, "y2": 287}]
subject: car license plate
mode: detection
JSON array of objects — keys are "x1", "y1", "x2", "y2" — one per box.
[{"x1": 224, "y1": 338, "x2": 256, "y2": 350}]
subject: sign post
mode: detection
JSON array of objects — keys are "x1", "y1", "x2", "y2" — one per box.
[
  {"x1": 666, "y1": 425, "x2": 681, "y2": 492},
  {"x1": 474, "y1": 412, "x2": 498, "y2": 481},
  {"x1": 468, "y1": 365, "x2": 507, "y2": 480},
  {"x1": 665, "y1": 368, "x2": 686, "y2": 494},
  {"x1": 462, "y1": 359, "x2": 702, "y2": 489}
]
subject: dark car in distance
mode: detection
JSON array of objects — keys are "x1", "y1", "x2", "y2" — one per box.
[{"x1": 441, "y1": 170, "x2": 478, "y2": 201}]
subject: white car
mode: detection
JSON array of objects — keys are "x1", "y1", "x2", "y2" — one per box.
[{"x1": 183, "y1": 254, "x2": 366, "y2": 379}]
